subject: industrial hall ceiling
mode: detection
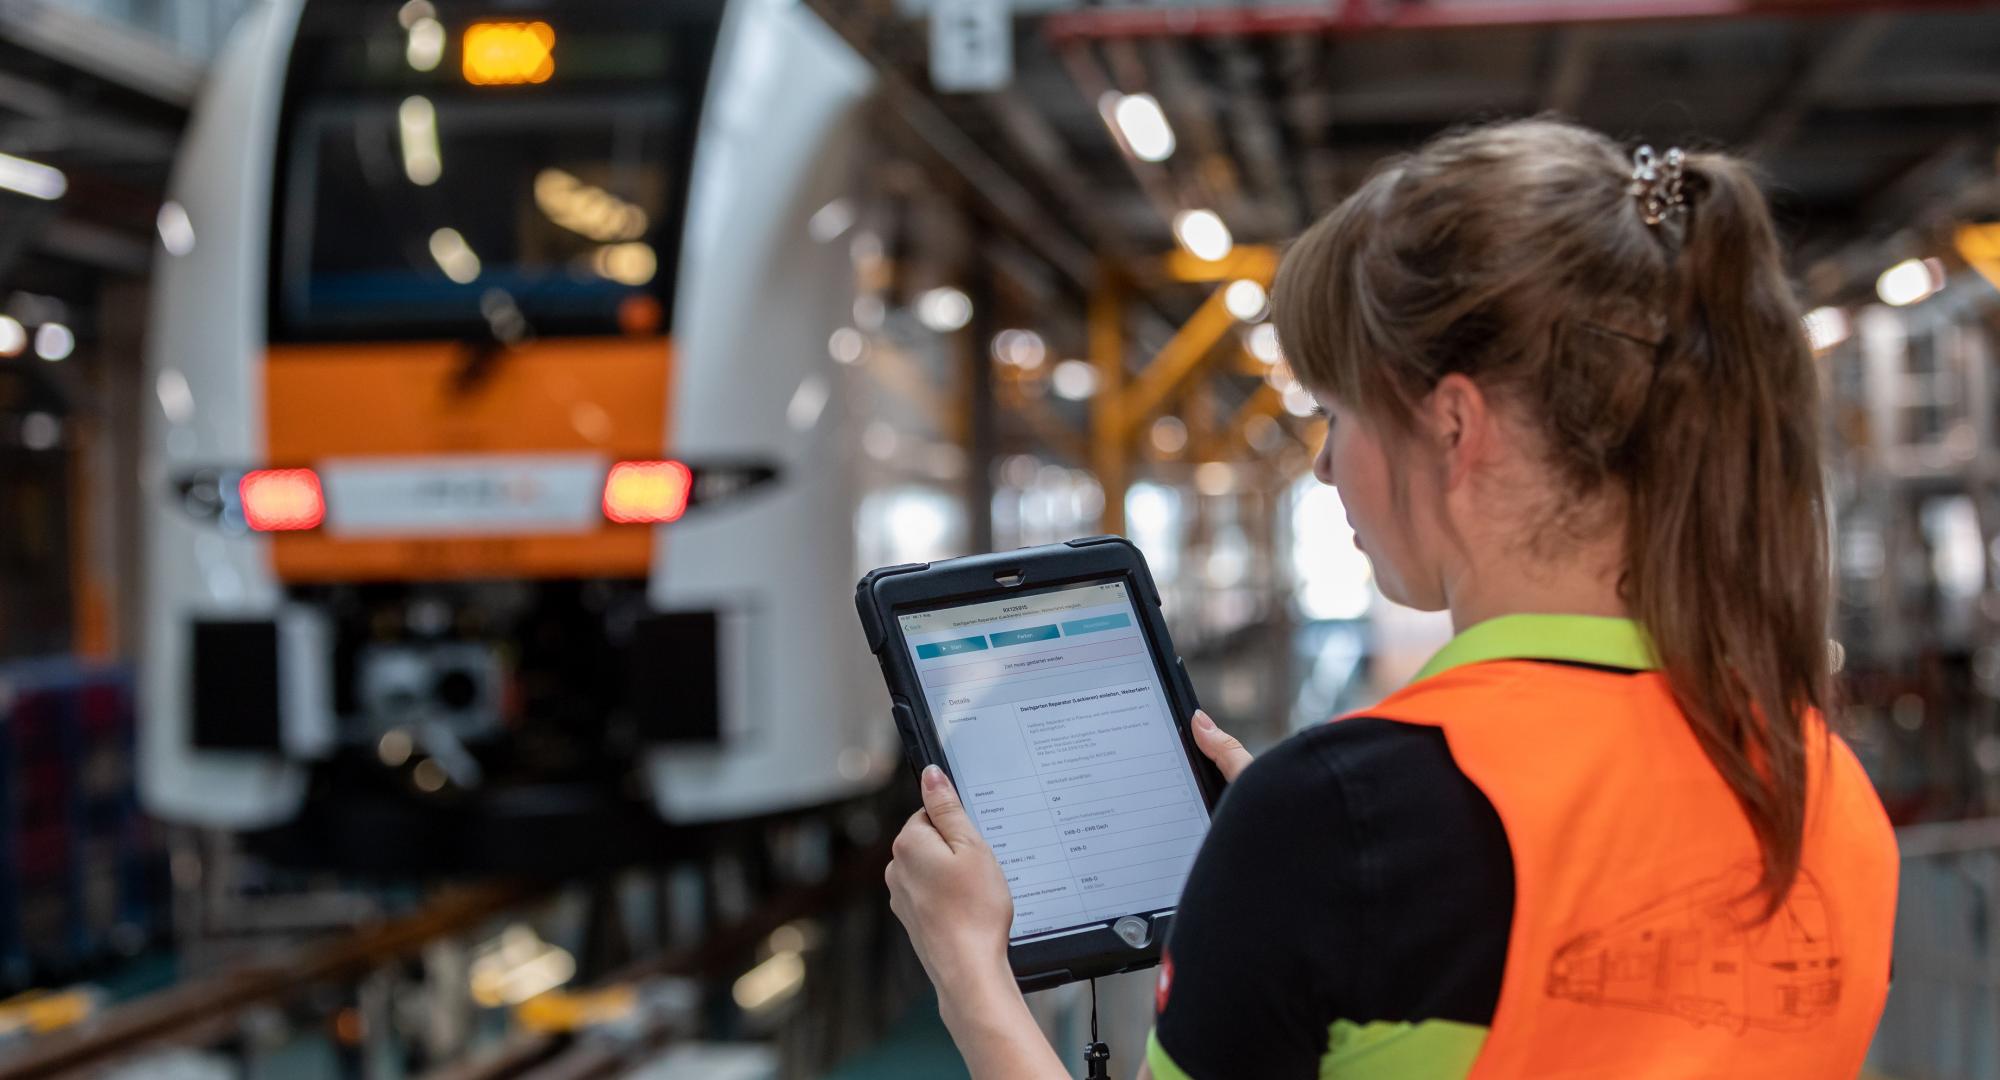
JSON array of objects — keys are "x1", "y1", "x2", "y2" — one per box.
[{"x1": 814, "y1": 0, "x2": 2000, "y2": 311}]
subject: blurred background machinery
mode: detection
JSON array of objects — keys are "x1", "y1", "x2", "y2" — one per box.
[{"x1": 3, "y1": 0, "x2": 2000, "y2": 1076}]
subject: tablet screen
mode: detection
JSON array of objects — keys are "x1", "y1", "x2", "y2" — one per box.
[{"x1": 897, "y1": 578, "x2": 1210, "y2": 941}]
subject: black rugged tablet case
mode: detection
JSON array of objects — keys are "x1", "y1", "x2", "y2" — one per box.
[{"x1": 854, "y1": 535, "x2": 1224, "y2": 991}]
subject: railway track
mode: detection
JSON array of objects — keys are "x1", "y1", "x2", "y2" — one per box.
[{"x1": 0, "y1": 837, "x2": 898, "y2": 1080}]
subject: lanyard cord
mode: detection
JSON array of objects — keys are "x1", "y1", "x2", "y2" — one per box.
[{"x1": 1084, "y1": 977, "x2": 1110, "y2": 1079}]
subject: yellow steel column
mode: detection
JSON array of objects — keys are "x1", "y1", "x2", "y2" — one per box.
[{"x1": 1091, "y1": 265, "x2": 1128, "y2": 535}]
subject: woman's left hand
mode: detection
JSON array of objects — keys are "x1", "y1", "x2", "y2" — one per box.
[
  {"x1": 886, "y1": 766, "x2": 1108, "y2": 1080},
  {"x1": 886, "y1": 765, "x2": 1015, "y2": 1003}
]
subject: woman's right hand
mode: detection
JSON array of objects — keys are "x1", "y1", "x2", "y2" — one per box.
[{"x1": 1191, "y1": 710, "x2": 1254, "y2": 782}]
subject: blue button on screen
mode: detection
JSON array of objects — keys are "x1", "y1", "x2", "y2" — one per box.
[
  {"x1": 1060, "y1": 613, "x2": 1132, "y2": 636},
  {"x1": 990, "y1": 625, "x2": 1060, "y2": 648},
  {"x1": 916, "y1": 635, "x2": 989, "y2": 659}
]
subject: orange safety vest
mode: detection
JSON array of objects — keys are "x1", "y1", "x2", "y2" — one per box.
[{"x1": 1356, "y1": 616, "x2": 1899, "y2": 1077}]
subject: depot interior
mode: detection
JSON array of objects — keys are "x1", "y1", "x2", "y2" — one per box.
[{"x1": 1, "y1": 1, "x2": 1998, "y2": 1077}]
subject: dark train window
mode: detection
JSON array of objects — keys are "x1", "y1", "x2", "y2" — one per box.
[{"x1": 268, "y1": 1, "x2": 723, "y2": 342}]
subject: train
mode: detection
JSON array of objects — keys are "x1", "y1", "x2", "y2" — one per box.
[
  {"x1": 1546, "y1": 864, "x2": 1843, "y2": 1033},
  {"x1": 138, "y1": 0, "x2": 893, "y2": 871}
]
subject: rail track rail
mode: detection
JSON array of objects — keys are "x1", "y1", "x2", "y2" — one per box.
[
  {"x1": 0, "y1": 836, "x2": 899, "y2": 1080},
  {"x1": 0, "y1": 884, "x2": 537, "y2": 1080}
]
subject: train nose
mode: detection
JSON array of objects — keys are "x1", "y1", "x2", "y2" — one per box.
[{"x1": 360, "y1": 643, "x2": 502, "y2": 740}]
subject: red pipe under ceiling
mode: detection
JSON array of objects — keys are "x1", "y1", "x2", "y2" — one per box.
[{"x1": 1041, "y1": 0, "x2": 2000, "y2": 42}]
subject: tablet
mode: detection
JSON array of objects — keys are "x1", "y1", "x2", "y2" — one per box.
[{"x1": 855, "y1": 535, "x2": 1224, "y2": 990}]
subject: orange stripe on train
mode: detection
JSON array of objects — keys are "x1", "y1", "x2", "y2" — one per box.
[{"x1": 263, "y1": 337, "x2": 671, "y2": 582}]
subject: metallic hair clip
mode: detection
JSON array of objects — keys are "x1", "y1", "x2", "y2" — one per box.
[{"x1": 1629, "y1": 145, "x2": 1686, "y2": 226}]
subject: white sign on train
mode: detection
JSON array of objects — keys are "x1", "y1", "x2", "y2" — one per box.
[{"x1": 319, "y1": 454, "x2": 606, "y2": 537}]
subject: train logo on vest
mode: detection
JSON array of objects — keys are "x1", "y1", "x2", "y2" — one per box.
[{"x1": 1546, "y1": 863, "x2": 1842, "y2": 1033}]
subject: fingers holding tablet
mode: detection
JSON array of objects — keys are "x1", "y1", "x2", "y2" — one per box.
[
  {"x1": 1192, "y1": 711, "x2": 1254, "y2": 783},
  {"x1": 886, "y1": 767, "x2": 1016, "y2": 991},
  {"x1": 920, "y1": 765, "x2": 982, "y2": 851}
]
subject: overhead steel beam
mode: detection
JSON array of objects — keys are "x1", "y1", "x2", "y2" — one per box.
[
  {"x1": 1959, "y1": 224, "x2": 2000, "y2": 295},
  {"x1": 803, "y1": 0, "x2": 1097, "y2": 291},
  {"x1": 1042, "y1": 0, "x2": 1999, "y2": 42},
  {"x1": 1275, "y1": 34, "x2": 1339, "y2": 217},
  {"x1": 1540, "y1": 27, "x2": 1599, "y2": 115},
  {"x1": 1057, "y1": 41, "x2": 1186, "y2": 239},
  {"x1": 1214, "y1": 36, "x2": 1305, "y2": 235},
  {"x1": 981, "y1": 89, "x2": 1145, "y2": 263},
  {"x1": 1145, "y1": 37, "x2": 1256, "y2": 227},
  {"x1": 0, "y1": 0, "x2": 202, "y2": 108},
  {"x1": 1746, "y1": 12, "x2": 1895, "y2": 160},
  {"x1": 804, "y1": 0, "x2": 1197, "y2": 406},
  {"x1": 1119, "y1": 245, "x2": 1278, "y2": 429},
  {"x1": 35, "y1": 219, "x2": 152, "y2": 275}
]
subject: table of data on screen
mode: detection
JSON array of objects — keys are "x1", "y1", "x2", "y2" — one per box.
[{"x1": 899, "y1": 582, "x2": 1208, "y2": 938}]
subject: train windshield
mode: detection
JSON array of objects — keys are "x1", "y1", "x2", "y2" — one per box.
[{"x1": 270, "y1": 2, "x2": 722, "y2": 342}]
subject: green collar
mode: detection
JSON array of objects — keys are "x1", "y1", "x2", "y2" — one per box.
[{"x1": 1411, "y1": 614, "x2": 1657, "y2": 684}]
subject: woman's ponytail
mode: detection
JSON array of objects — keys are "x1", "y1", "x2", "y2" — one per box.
[
  {"x1": 1274, "y1": 120, "x2": 1830, "y2": 919},
  {"x1": 1624, "y1": 153, "x2": 1829, "y2": 917}
]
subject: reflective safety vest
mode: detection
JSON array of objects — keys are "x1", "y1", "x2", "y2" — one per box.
[{"x1": 1361, "y1": 615, "x2": 1898, "y2": 1078}]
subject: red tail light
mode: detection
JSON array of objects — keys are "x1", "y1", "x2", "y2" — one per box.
[
  {"x1": 240, "y1": 468, "x2": 326, "y2": 531},
  {"x1": 603, "y1": 460, "x2": 692, "y2": 524}
]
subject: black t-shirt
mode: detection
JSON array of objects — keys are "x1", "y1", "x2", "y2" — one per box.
[{"x1": 1151, "y1": 716, "x2": 1517, "y2": 1077}]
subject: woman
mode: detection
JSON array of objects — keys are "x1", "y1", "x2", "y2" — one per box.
[{"x1": 885, "y1": 118, "x2": 1899, "y2": 1079}]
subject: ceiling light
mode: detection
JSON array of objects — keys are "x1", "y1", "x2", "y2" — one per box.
[
  {"x1": 828, "y1": 327, "x2": 866, "y2": 364},
  {"x1": 1246, "y1": 323, "x2": 1281, "y2": 365},
  {"x1": 157, "y1": 201, "x2": 195, "y2": 256},
  {"x1": 1223, "y1": 279, "x2": 1267, "y2": 321},
  {"x1": 34, "y1": 322, "x2": 73, "y2": 362},
  {"x1": 1194, "y1": 461, "x2": 1235, "y2": 497},
  {"x1": 534, "y1": 168, "x2": 648, "y2": 243},
  {"x1": 1282, "y1": 383, "x2": 1317, "y2": 418},
  {"x1": 397, "y1": 0, "x2": 435, "y2": 28},
  {"x1": 0, "y1": 316, "x2": 23, "y2": 357},
  {"x1": 591, "y1": 242, "x2": 656, "y2": 286},
  {"x1": 1877, "y1": 258, "x2": 1943, "y2": 307},
  {"x1": 1173, "y1": 209, "x2": 1232, "y2": 263},
  {"x1": 399, "y1": 96, "x2": 442, "y2": 186},
  {"x1": 808, "y1": 198, "x2": 856, "y2": 243},
  {"x1": 1051, "y1": 359, "x2": 1098, "y2": 401},
  {"x1": 916, "y1": 287, "x2": 972, "y2": 333},
  {"x1": 1802, "y1": 306, "x2": 1850, "y2": 354},
  {"x1": 1150, "y1": 415, "x2": 1188, "y2": 455},
  {"x1": 429, "y1": 228, "x2": 481, "y2": 284},
  {"x1": 0, "y1": 151, "x2": 66, "y2": 201},
  {"x1": 156, "y1": 368, "x2": 195, "y2": 424},
  {"x1": 1100, "y1": 92, "x2": 1176, "y2": 163},
  {"x1": 406, "y1": 16, "x2": 446, "y2": 71},
  {"x1": 991, "y1": 329, "x2": 1046, "y2": 370},
  {"x1": 786, "y1": 374, "x2": 829, "y2": 432}
]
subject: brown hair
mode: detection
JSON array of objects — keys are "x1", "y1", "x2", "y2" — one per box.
[{"x1": 1274, "y1": 118, "x2": 1828, "y2": 916}]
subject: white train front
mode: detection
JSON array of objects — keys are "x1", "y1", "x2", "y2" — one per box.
[{"x1": 138, "y1": 0, "x2": 891, "y2": 870}]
